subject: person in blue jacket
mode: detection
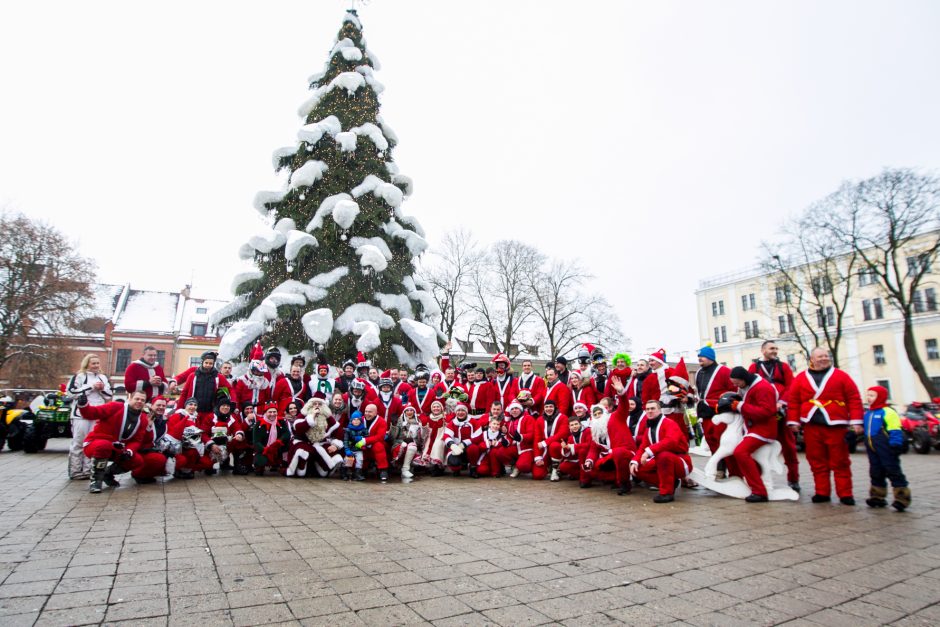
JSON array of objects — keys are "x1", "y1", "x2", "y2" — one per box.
[{"x1": 863, "y1": 386, "x2": 911, "y2": 511}]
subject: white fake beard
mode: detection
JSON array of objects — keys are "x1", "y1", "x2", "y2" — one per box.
[{"x1": 590, "y1": 413, "x2": 610, "y2": 444}]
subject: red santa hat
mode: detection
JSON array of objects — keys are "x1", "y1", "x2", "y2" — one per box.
[
  {"x1": 573, "y1": 402, "x2": 589, "y2": 412},
  {"x1": 249, "y1": 340, "x2": 264, "y2": 361},
  {"x1": 506, "y1": 401, "x2": 523, "y2": 413},
  {"x1": 401, "y1": 404, "x2": 417, "y2": 416},
  {"x1": 260, "y1": 402, "x2": 279, "y2": 415},
  {"x1": 151, "y1": 395, "x2": 167, "y2": 404},
  {"x1": 569, "y1": 370, "x2": 583, "y2": 381},
  {"x1": 356, "y1": 351, "x2": 371, "y2": 368},
  {"x1": 454, "y1": 403, "x2": 468, "y2": 413},
  {"x1": 648, "y1": 348, "x2": 667, "y2": 365},
  {"x1": 670, "y1": 357, "x2": 690, "y2": 388}
]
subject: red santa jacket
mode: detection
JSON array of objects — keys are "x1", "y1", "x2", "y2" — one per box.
[
  {"x1": 503, "y1": 412, "x2": 537, "y2": 454},
  {"x1": 535, "y1": 412, "x2": 570, "y2": 460},
  {"x1": 517, "y1": 372, "x2": 547, "y2": 413},
  {"x1": 738, "y1": 377, "x2": 779, "y2": 441},
  {"x1": 80, "y1": 401, "x2": 150, "y2": 454},
  {"x1": 444, "y1": 416, "x2": 477, "y2": 446},
  {"x1": 561, "y1": 427, "x2": 591, "y2": 460},
  {"x1": 695, "y1": 364, "x2": 736, "y2": 415},
  {"x1": 407, "y1": 383, "x2": 444, "y2": 416},
  {"x1": 491, "y1": 375, "x2": 520, "y2": 409},
  {"x1": 362, "y1": 415, "x2": 388, "y2": 449},
  {"x1": 545, "y1": 380, "x2": 573, "y2": 417},
  {"x1": 374, "y1": 391, "x2": 404, "y2": 424},
  {"x1": 273, "y1": 376, "x2": 309, "y2": 413},
  {"x1": 234, "y1": 375, "x2": 272, "y2": 407},
  {"x1": 641, "y1": 367, "x2": 675, "y2": 407},
  {"x1": 785, "y1": 367, "x2": 863, "y2": 427},
  {"x1": 748, "y1": 359, "x2": 794, "y2": 399},
  {"x1": 587, "y1": 403, "x2": 637, "y2": 463},
  {"x1": 123, "y1": 359, "x2": 169, "y2": 402},
  {"x1": 393, "y1": 380, "x2": 413, "y2": 399},
  {"x1": 342, "y1": 388, "x2": 379, "y2": 421},
  {"x1": 166, "y1": 410, "x2": 202, "y2": 442},
  {"x1": 571, "y1": 384, "x2": 599, "y2": 410},
  {"x1": 633, "y1": 414, "x2": 691, "y2": 471},
  {"x1": 294, "y1": 415, "x2": 345, "y2": 446},
  {"x1": 466, "y1": 380, "x2": 497, "y2": 413}
]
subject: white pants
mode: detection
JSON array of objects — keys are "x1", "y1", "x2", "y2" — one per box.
[{"x1": 69, "y1": 418, "x2": 94, "y2": 478}]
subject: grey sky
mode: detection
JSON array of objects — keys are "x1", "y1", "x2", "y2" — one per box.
[{"x1": 2, "y1": 1, "x2": 939, "y2": 357}]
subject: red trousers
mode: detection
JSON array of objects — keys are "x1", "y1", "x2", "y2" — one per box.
[
  {"x1": 364, "y1": 444, "x2": 389, "y2": 470},
  {"x1": 583, "y1": 448, "x2": 632, "y2": 485},
  {"x1": 777, "y1": 418, "x2": 799, "y2": 483},
  {"x1": 176, "y1": 449, "x2": 214, "y2": 472},
  {"x1": 132, "y1": 452, "x2": 169, "y2": 479},
  {"x1": 558, "y1": 459, "x2": 583, "y2": 480},
  {"x1": 634, "y1": 451, "x2": 687, "y2": 495},
  {"x1": 476, "y1": 450, "x2": 503, "y2": 476},
  {"x1": 803, "y1": 423, "x2": 853, "y2": 498},
  {"x1": 83, "y1": 440, "x2": 145, "y2": 472},
  {"x1": 495, "y1": 447, "x2": 533, "y2": 473},
  {"x1": 732, "y1": 436, "x2": 770, "y2": 497}
]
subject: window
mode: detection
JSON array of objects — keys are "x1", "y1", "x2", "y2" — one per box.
[
  {"x1": 862, "y1": 298, "x2": 884, "y2": 321},
  {"x1": 712, "y1": 302, "x2": 718, "y2": 316},
  {"x1": 115, "y1": 349, "x2": 132, "y2": 373},
  {"x1": 778, "y1": 315, "x2": 794, "y2": 334},
  {"x1": 744, "y1": 320, "x2": 760, "y2": 339},
  {"x1": 191, "y1": 323, "x2": 208, "y2": 336},
  {"x1": 786, "y1": 354, "x2": 798, "y2": 371},
  {"x1": 775, "y1": 285, "x2": 790, "y2": 304},
  {"x1": 927, "y1": 339, "x2": 939, "y2": 361},
  {"x1": 876, "y1": 379, "x2": 891, "y2": 398},
  {"x1": 714, "y1": 327, "x2": 721, "y2": 344},
  {"x1": 873, "y1": 345, "x2": 886, "y2": 365},
  {"x1": 196, "y1": 307, "x2": 208, "y2": 314},
  {"x1": 156, "y1": 350, "x2": 166, "y2": 365},
  {"x1": 189, "y1": 356, "x2": 201, "y2": 368},
  {"x1": 714, "y1": 326, "x2": 728, "y2": 344},
  {"x1": 913, "y1": 289, "x2": 937, "y2": 313},
  {"x1": 721, "y1": 326, "x2": 727, "y2": 343},
  {"x1": 858, "y1": 267, "x2": 877, "y2": 286},
  {"x1": 744, "y1": 321, "x2": 752, "y2": 339},
  {"x1": 816, "y1": 306, "x2": 835, "y2": 327},
  {"x1": 711, "y1": 300, "x2": 725, "y2": 317},
  {"x1": 907, "y1": 253, "x2": 932, "y2": 277},
  {"x1": 741, "y1": 293, "x2": 756, "y2": 311},
  {"x1": 811, "y1": 276, "x2": 832, "y2": 296}
]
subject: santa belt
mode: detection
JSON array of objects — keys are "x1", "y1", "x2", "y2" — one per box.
[
  {"x1": 809, "y1": 399, "x2": 845, "y2": 408},
  {"x1": 469, "y1": 409, "x2": 486, "y2": 416}
]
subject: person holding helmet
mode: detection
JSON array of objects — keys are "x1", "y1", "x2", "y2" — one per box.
[
  {"x1": 175, "y1": 351, "x2": 233, "y2": 424},
  {"x1": 517, "y1": 359, "x2": 546, "y2": 414},
  {"x1": 496, "y1": 401, "x2": 539, "y2": 478},
  {"x1": 78, "y1": 390, "x2": 151, "y2": 493},
  {"x1": 490, "y1": 353, "x2": 519, "y2": 408}
]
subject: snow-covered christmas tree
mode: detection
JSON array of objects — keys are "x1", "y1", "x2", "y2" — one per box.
[{"x1": 213, "y1": 10, "x2": 440, "y2": 367}]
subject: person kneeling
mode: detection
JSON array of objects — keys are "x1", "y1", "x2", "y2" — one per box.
[
  {"x1": 78, "y1": 390, "x2": 151, "y2": 493},
  {"x1": 630, "y1": 400, "x2": 692, "y2": 503}
]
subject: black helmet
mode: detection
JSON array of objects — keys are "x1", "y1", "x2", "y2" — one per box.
[{"x1": 716, "y1": 392, "x2": 743, "y2": 414}]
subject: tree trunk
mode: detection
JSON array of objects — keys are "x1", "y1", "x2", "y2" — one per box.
[{"x1": 902, "y1": 317, "x2": 938, "y2": 398}]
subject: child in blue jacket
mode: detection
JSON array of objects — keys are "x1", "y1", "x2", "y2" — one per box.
[{"x1": 863, "y1": 386, "x2": 911, "y2": 511}]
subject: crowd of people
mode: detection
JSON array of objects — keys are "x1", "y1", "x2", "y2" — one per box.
[{"x1": 66, "y1": 339, "x2": 912, "y2": 511}]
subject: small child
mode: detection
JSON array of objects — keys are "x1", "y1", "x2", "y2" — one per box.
[
  {"x1": 863, "y1": 386, "x2": 911, "y2": 511},
  {"x1": 472, "y1": 415, "x2": 509, "y2": 477},
  {"x1": 558, "y1": 415, "x2": 589, "y2": 481},
  {"x1": 343, "y1": 411, "x2": 369, "y2": 481}
]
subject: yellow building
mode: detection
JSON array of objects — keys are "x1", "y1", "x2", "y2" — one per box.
[{"x1": 695, "y1": 241, "x2": 940, "y2": 404}]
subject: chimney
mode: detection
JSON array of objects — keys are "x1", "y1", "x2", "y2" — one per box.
[{"x1": 181, "y1": 285, "x2": 191, "y2": 299}]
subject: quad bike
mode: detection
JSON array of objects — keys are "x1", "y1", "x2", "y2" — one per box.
[
  {"x1": 906, "y1": 402, "x2": 940, "y2": 454},
  {"x1": 17, "y1": 392, "x2": 73, "y2": 453}
]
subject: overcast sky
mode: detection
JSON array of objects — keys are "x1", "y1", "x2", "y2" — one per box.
[{"x1": 2, "y1": 1, "x2": 939, "y2": 357}]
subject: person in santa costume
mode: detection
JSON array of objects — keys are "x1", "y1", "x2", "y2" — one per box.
[
  {"x1": 375, "y1": 374, "x2": 404, "y2": 425},
  {"x1": 442, "y1": 403, "x2": 480, "y2": 476},
  {"x1": 334, "y1": 358, "x2": 358, "y2": 394},
  {"x1": 235, "y1": 360, "x2": 273, "y2": 407},
  {"x1": 717, "y1": 367, "x2": 780, "y2": 503},
  {"x1": 343, "y1": 379, "x2": 378, "y2": 421},
  {"x1": 535, "y1": 399, "x2": 570, "y2": 481},
  {"x1": 273, "y1": 361, "x2": 310, "y2": 413},
  {"x1": 252, "y1": 402, "x2": 291, "y2": 475},
  {"x1": 571, "y1": 402, "x2": 591, "y2": 428},
  {"x1": 390, "y1": 368, "x2": 413, "y2": 404},
  {"x1": 129, "y1": 416, "x2": 173, "y2": 485},
  {"x1": 165, "y1": 398, "x2": 219, "y2": 478},
  {"x1": 630, "y1": 398, "x2": 693, "y2": 503},
  {"x1": 123, "y1": 345, "x2": 169, "y2": 402},
  {"x1": 78, "y1": 389, "x2": 151, "y2": 493},
  {"x1": 581, "y1": 399, "x2": 637, "y2": 495},
  {"x1": 469, "y1": 413, "x2": 510, "y2": 477},
  {"x1": 544, "y1": 366, "x2": 573, "y2": 417},
  {"x1": 464, "y1": 367, "x2": 495, "y2": 417},
  {"x1": 286, "y1": 397, "x2": 344, "y2": 478},
  {"x1": 554, "y1": 355, "x2": 571, "y2": 385},
  {"x1": 365, "y1": 367, "x2": 382, "y2": 395},
  {"x1": 415, "y1": 399, "x2": 447, "y2": 474},
  {"x1": 360, "y1": 403, "x2": 389, "y2": 482},
  {"x1": 176, "y1": 351, "x2": 233, "y2": 423},
  {"x1": 263, "y1": 345, "x2": 286, "y2": 388},
  {"x1": 490, "y1": 353, "x2": 520, "y2": 408},
  {"x1": 569, "y1": 370, "x2": 599, "y2": 409},
  {"x1": 748, "y1": 340, "x2": 799, "y2": 490},
  {"x1": 407, "y1": 369, "x2": 443, "y2": 416},
  {"x1": 557, "y1": 414, "x2": 591, "y2": 481},
  {"x1": 389, "y1": 405, "x2": 426, "y2": 480},
  {"x1": 693, "y1": 345, "x2": 737, "y2": 465},
  {"x1": 517, "y1": 359, "x2": 546, "y2": 414},
  {"x1": 640, "y1": 348, "x2": 673, "y2": 408},
  {"x1": 787, "y1": 347, "x2": 863, "y2": 504},
  {"x1": 209, "y1": 398, "x2": 252, "y2": 475},
  {"x1": 589, "y1": 347, "x2": 611, "y2": 404},
  {"x1": 496, "y1": 401, "x2": 539, "y2": 479}
]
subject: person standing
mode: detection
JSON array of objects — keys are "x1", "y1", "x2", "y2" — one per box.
[
  {"x1": 67, "y1": 354, "x2": 113, "y2": 479},
  {"x1": 786, "y1": 347, "x2": 863, "y2": 505},
  {"x1": 175, "y1": 351, "x2": 233, "y2": 424},
  {"x1": 693, "y1": 346, "x2": 736, "y2": 458},
  {"x1": 123, "y1": 345, "x2": 169, "y2": 401},
  {"x1": 748, "y1": 340, "x2": 799, "y2": 490},
  {"x1": 517, "y1": 359, "x2": 546, "y2": 414}
]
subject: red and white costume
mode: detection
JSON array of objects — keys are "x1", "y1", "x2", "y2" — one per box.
[
  {"x1": 544, "y1": 379, "x2": 573, "y2": 417},
  {"x1": 123, "y1": 358, "x2": 169, "y2": 402},
  {"x1": 407, "y1": 383, "x2": 444, "y2": 416},
  {"x1": 80, "y1": 401, "x2": 150, "y2": 473},
  {"x1": 491, "y1": 374, "x2": 520, "y2": 409},
  {"x1": 417, "y1": 404, "x2": 448, "y2": 468},
  {"x1": 466, "y1": 379, "x2": 497, "y2": 415},
  {"x1": 495, "y1": 409, "x2": 538, "y2": 477},
  {"x1": 583, "y1": 403, "x2": 636, "y2": 487},
  {"x1": 286, "y1": 399, "x2": 344, "y2": 477},
  {"x1": 749, "y1": 358, "x2": 798, "y2": 483},
  {"x1": 234, "y1": 371, "x2": 272, "y2": 407},
  {"x1": 273, "y1": 375, "x2": 309, "y2": 413},
  {"x1": 443, "y1": 413, "x2": 480, "y2": 471},
  {"x1": 537, "y1": 411, "x2": 571, "y2": 469},
  {"x1": 517, "y1": 372, "x2": 547, "y2": 413},
  {"x1": 694, "y1": 363, "x2": 736, "y2": 455},
  {"x1": 375, "y1": 390, "x2": 404, "y2": 424},
  {"x1": 631, "y1": 414, "x2": 691, "y2": 496},
  {"x1": 557, "y1": 426, "x2": 591, "y2": 480},
  {"x1": 786, "y1": 367, "x2": 863, "y2": 499},
  {"x1": 731, "y1": 376, "x2": 779, "y2": 498},
  {"x1": 470, "y1": 425, "x2": 509, "y2": 476},
  {"x1": 361, "y1": 414, "x2": 389, "y2": 470}
]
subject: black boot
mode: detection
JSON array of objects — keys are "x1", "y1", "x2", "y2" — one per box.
[
  {"x1": 103, "y1": 464, "x2": 121, "y2": 488},
  {"x1": 89, "y1": 458, "x2": 108, "y2": 493},
  {"x1": 379, "y1": 470, "x2": 388, "y2": 483},
  {"x1": 354, "y1": 468, "x2": 365, "y2": 481},
  {"x1": 745, "y1": 494, "x2": 769, "y2": 503},
  {"x1": 617, "y1": 481, "x2": 632, "y2": 496},
  {"x1": 340, "y1": 465, "x2": 349, "y2": 481},
  {"x1": 653, "y1": 493, "x2": 675, "y2": 503}
]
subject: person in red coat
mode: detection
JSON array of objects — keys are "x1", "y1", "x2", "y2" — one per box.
[
  {"x1": 466, "y1": 368, "x2": 496, "y2": 416},
  {"x1": 176, "y1": 352, "x2": 234, "y2": 423},
  {"x1": 517, "y1": 360, "x2": 547, "y2": 414},
  {"x1": 630, "y1": 399, "x2": 692, "y2": 503},
  {"x1": 443, "y1": 403, "x2": 480, "y2": 476},
  {"x1": 273, "y1": 363, "x2": 310, "y2": 413},
  {"x1": 724, "y1": 367, "x2": 780, "y2": 502},
  {"x1": 749, "y1": 340, "x2": 799, "y2": 489},
  {"x1": 640, "y1": 348, "x2": 674, "y2": 409},
  {"x1": 375, "y1": 376, "x2": 404, "y2": 425},
  {"x1": 557, "y1": 415, "x2": 591, "y2": 481},
  {"x1": 469, "y1": 414, "x2": 510, "y2": 477},
  {"x1": 534, "y1": 400, "x2": 570, "y2": 481},
  {"x1": 496, "y1": 402, "x2": 539, "y2": 478},
  {"x1": 490, "y1": 353, "x2": 520, "y2": 408},
  {"x1": 407, "y1": 371, "x2": 444, "y2": 416},
  {"x1": 79, "y1": 390, "x2": 151, "y2": 493},
  {"x1": 343, "y1": 379, "x2": 378, "y2": 421},
  {"x1": 693, "y1": 346, "x2": 736, "y2": 451},
  {"x1": 234, "y1": 360, "x2": 273, "y2": 407},
  {"x1": 544, "y1": 367, "x2": 573, "y2": 417},
  {"x1": 360, "y1": 403, "x2": 389, "y2": 482},
  {"x1": 123, "y1": 346, "x2": 169, "y2": 402},
  {"x1": 786, "y1": 347, "x2": 864, "y2": 504},
  {"x1": 570, "y1": 371, "x2": 599, "y2": 409},
  {"x1": 581, "y1": 400, "x2": 637, "y2": 494}
]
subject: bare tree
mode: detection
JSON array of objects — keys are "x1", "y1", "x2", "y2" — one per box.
[
  {"x1": 526, "y1": 258, "x2": 626, "y2": 358},
  {"x1": 761, "y1": 187, "x2": 860, "y2": 367},
  {"x1": 467, "y1": 240, "x2": 544, "y2": 358},
  {"x1": 417, "y1": 228, "x2": 482, "y2": 340},
  {"x1": 824, "y1": 169, "x2": 940, "y2": 396},
  {"x1": 0, "y1": 212, "x2": 94, "y2": 382}
]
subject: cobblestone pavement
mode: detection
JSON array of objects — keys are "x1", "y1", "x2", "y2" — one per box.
[{"x1": 1, "y1": 442, "x2": 939, "y2": 626}]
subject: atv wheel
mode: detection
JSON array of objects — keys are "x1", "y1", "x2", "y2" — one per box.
[
  {"x1": 23, "y1": 424, "x2": 43, "y2": 454},
  {"x1": 913, "y1": 429, "x2": 932, "y2": 454},
  {"x1": 6, "y1": 422, "x2": 24, "y2": 451}
]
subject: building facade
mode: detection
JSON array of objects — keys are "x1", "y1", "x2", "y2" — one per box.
[{"x1": 695, "y1": 245, "x2": 940, "y2": 404}]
